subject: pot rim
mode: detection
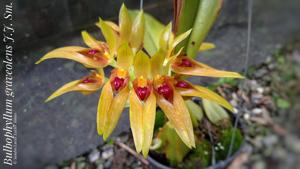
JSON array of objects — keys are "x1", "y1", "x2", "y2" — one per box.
[
  {"x1": 147, "y1": 112, "x2": 251, "y2": 169},
  {"x1": 148, "y1": 143, "x2": 252, "y2": 169}
]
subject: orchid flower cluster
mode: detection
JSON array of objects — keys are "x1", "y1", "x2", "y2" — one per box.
[{"x1": 36, "y1": 5, "x2": 243, "y2": 157}]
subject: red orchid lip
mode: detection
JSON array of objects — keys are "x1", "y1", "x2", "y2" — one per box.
[
  {"x1": 110, "y1": 69, "x2": 129, "y2": 92},
  {"x1": 156, "y1": 81, "x2": 174, "y2": 103},
  {"x1": 81, "y1": 71, "x2": 103, "y2": 84},
  {"x1": 133, "y1": 77, "x2": 152, "y2": 101},
  {"x1": 79, "y1": 48, "x2": 109, "y2": 63},
  {"x1": 87, "y1": 49, "x2": 100, "y2": 55},
  {"x1": 135, "y1": 86, "x2": 151, "y2": 101},
  {"x1": 82, "y1": 77, "x2": 97, "y2": 83},
  {"x1": 175, "y1": 80, "x2": 192, "y2": 89},
  {"x1": 111, "y1": 76, "x2": 126, "y2": 92},
  {"x1": 178, "y1": 58, "x2": 193, "y2": 67}
]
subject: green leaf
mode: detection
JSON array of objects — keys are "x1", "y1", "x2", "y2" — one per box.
[
  {"x1": 174, "y1": 0, "x2": 201, "y2": 52},
  {"x1": 154, "y1": 109, "x2": 165, "y2": 131},
  {"x1": 178, "y1": 140, "x2": 212, "y2": 168},
  {"x1": 129, "y1": 10, "x2": 165, "y2": 56},
  {"x1": 157, "y1": 123, "x2": 190, "y2": 166},
  {"x1": 185, "y1": 100, "x2": 203, "y2": 127},
  {"x1": 276, "y1": 98, "x2": 291, "y2": 109},
  {"x1": 208, "y1": 78, "x2": 238, "y2": 90},
  {"x1": 186, "y1": 0, "x2": 223, "y2": 58},
  {"x1": 202, "y1": 99, "x2": 230, "y2": 126}
]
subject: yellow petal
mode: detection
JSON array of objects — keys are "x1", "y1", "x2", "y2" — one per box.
[
  {"x1": 81, "y1": 31, "x2": 103, "y2": 50},
  {"x1": 119, "y1": 4, "x2": 132, "y2": 43},
  {"x1": 130, "y1": 88, "x2": 156, "y2": 156},
  {"x1": 46, "y1": 72, "x2": 103, "y2": 102},
  {"x1": 36, "y1": 46, "x2": 85, "y2": 64},
  {"x1": 97, "y1": 82, "x2": 113, "y2": 135},
  {"x1": 176, "y1": 81, "x2": 233, "y2": 111},
  {"x1": 103, "y1": 86, "x2": 129, "y2": 139},
  {"x1": 134, "y1": 51, "x2": 151, "y2": 78},
  {"x1": 36, "y1": 46, "x2": 109, "y2": 68},
  {"x1": 172, "y1": 56, "x2": 244, "y2": 78},
  {"x1": 130, "y1": 11, "x2": 145, "y2": 50},
  {"x1": 141, "y1": 92, "x2": 156, "y2": 157},
  {"x1": 172, "y1": 29, "x2": 192, "y2": 50},
  {"x1": 129, "y1": 90, "x2": 144, "y2": 153},
  {"x1": 159, "y1": 23, "x2": 173, "y2": 51},
  {"x1": 96, "y1": 19, "x2": 119, "y2": 55},
  {"x1": 46, "y1": 80, "x2": 81, "y2": 102},
  {"x1": 199, "y1": 42, "x2": 216, "y2": 51},
  {"x1": 156, "y1": 90, "x2": 195, "y2": 148},
  {"x1": 151, "y1": 49, "x2": 166, "y2": 77},
  {"x1": 105, "y1": 21, "x2": 120, "y2": 32},
  {"x1": 117, "y1": 43, "x2": 134, "y2": 69}
]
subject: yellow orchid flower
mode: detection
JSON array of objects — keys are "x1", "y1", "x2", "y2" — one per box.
[
  {"x1": 97, "y1": 68, "x2": 130, "y2": 139},
  {"x1": 36, "y1": 4, "x2": 244, "y2": 158},
  {"x1": 171, "y1": 55, "x2": 244, "y2": 78},
  {"x1": 45, "y1": 71, "x2": 104, "y2": 102},
  {"x1": 36, "y1": 31, "x2": 111, "y2": 68}
]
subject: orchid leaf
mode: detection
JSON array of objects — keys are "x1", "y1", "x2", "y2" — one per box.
[
  {"x1": 202, "y1": 99, "x2": 230, "y2": 126},
  {"x1": 174, "y1": 0, "x2": 200, "y2": 52},
  {"x1": 185, "y1": 100, "x2": 203, "y2": 127},
  {"x1": 186, "y1": 0, "x2": 223, "y2": 58}
]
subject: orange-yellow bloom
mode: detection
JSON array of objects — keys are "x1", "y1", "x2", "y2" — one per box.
[
  {"x1": 153, "y1": 76, "x2": 195, "y2": 148},
  {"x1": 130, "y1": 76, "x2": 156, "y2": 156},
  {"x1": 97, "y1": 68, "x2": 130, "y2": 139},
  {"x1": 171, "y1": 56, "x2": 244, "y2": 78},
  {"x1": 37, "y1": 4, "x2": 244, "y2": 158},
  {"x1": 45, "y1": 71, "x2": 103, "y2": 102},
  {"x1": 36, "y1": 32, "x2": 111, "y2": 68}
]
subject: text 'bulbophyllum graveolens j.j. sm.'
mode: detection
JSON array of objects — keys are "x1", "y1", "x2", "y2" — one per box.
[{"x1": 35, "y1": 4, "x2": 243, "y2": 157}]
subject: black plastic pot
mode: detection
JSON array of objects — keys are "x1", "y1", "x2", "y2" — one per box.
[
  {"x1": 148, "y1": 111, "x2": 251, "y2": 169},
  {"x1": 148, "y1": 144, "x2": 252, "y2": 169}
]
